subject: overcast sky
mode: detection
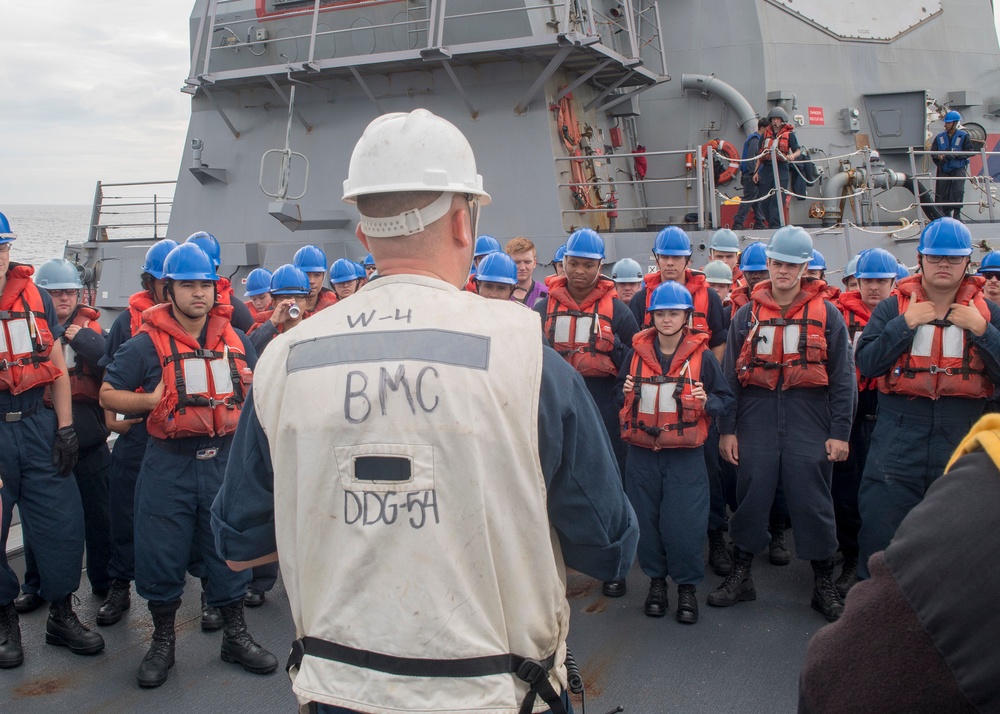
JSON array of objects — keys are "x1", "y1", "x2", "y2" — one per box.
[{"x1": 2, "y1": 4, "x2": 1000, "y2": 206}]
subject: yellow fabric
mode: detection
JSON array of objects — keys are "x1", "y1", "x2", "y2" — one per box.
[{"x1": 945, "y1": 414, "x2": 1000, "y2": 473}]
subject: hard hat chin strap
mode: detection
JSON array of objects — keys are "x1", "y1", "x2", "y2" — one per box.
[{"x1": 359, "y1": 192, "x2": 457, "y2": 238}]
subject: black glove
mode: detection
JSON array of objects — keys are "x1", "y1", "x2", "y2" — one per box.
[{"x1": 53, "y1": 426, "x2": 79, "y2": 476}]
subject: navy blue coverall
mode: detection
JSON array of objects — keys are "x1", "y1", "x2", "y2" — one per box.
[
  {"x1": 854, "y1": 294, "x2": 1000, "y2": 578},
  {"x1": 720, "y1": 298, "x2": 856, "y2": 562},
  {"x1": 0, "y1": 289, "x2": 86, "y2": 605},
  {"x1": 614, "y1": 338, "x2": 735, "y2": 584},
  {"x1": 103, "y1": 320, "x2": 257, "y2": 607},
  {"x1": 20, "y1": 305, "x2": 112, "y2": 597}
]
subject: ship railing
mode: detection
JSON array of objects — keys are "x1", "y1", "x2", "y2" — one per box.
[
  {"x1": 87, "y1": 180, "x2": 176, "y2": 243},
  {"x1": 906, "y1": 147, "x2": 998, "y2": 223},
  {"x1": 556, "y1": 145, "x2": 707, "y2": 229},
  {"x1": 188, "y1": 0, "x2": 666, "y2": 84}
]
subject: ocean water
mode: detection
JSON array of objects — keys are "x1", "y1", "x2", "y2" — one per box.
[{"x1": 2, "y1": 205, "x2": 92, "y2": 268}]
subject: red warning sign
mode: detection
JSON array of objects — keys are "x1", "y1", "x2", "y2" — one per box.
[{"x1": 808, "y1": 107, "x2": 825, "y2": 125}]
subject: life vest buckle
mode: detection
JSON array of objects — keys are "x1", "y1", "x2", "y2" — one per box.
[{"x1": 195, "y1": 447, "x2": 219, "y2": 460}]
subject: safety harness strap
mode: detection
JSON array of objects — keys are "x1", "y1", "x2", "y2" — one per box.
[{"x1": 286, "y1": 637, "x2": 567, "y2": 714}]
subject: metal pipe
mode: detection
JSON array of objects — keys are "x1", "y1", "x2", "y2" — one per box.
[
  {"x1": 681, "y1": 73, "x2": 758, "y2": 136},
  {"x1": 707, "y1": 145, "x2": 718, "y2": 229},
  {"x1": 770, "y1": 145, "x2": 785, "y2": 227}
]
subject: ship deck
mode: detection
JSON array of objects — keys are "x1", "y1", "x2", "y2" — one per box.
[{"x1": 3, "y1": 536, "x2": 824, "y2": 713}]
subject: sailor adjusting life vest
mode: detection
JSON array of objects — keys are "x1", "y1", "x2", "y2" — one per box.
[
  {"x1": 544, "y1": 274, "x2": 618, "y2": 377},
  {"x1": 642, "y1": 269, "x2": 711, "y2": 331},
  {"x1": 879, "y1": 274, "x2": 993, "y2": 400},
  {"x1": 736, "y1": 277, "x2": 830, "y2": 390},
  {"x1": 759, "y1": 123, "x2": 794, "y2": 164},
  {"x1": 621, "y1": 326, "x2": 710, "y2": 450},
  {"x1": 63, "y1": 305, "x2": 104, "y2": 402},
  {"x1": 0, "y1": 264, "x2": 64, "y2": 395},
  {"x1": 140, "y1": 303, "x2": 251, "y2": 440}
]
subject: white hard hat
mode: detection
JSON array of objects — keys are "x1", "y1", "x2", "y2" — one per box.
[
  {"x1": 703, "y1": 260, "x2": 734, "y2": 285},
  {"x1": 343, "y1": 109, "x2": 491, "y2": 237}
]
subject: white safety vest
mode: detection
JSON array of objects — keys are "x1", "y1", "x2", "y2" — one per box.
[{"x1": 253, "y1": 274, "x2": 568, "y2": 713}]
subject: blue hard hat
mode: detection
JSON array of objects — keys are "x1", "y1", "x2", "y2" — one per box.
[
  {"x1": 564, "y1": 228, "x2": 605, "y2": 260},
  {"x1": 648, "y1": 281, "x2": 694, "y2": 312},
  {"x1": 896, "y1": 263, "x2": 910, "y2": 280},
  {"x1": 362, "y1": 253, "x2": 375, "y2": 267},
  {"x1": 329, "y1": 258, "x2": 361, "y2": 286},
  {"x1": 35, "y1": 259, "x2": 83, "y2": 290},
  {"x1": 766, "y1": 225, "x2": 813, "y2": 264},
  {"x1": 918, "y1": 217, "x2": 972, "y2": 256},
  {"x1": 475, "y1": 252, "x2": 518, "y2": 285},
  {"x1": 142, "y1": 239, "x2": 180, "y2": 279},
  {"x1": 843, "y1": 255, "x2": 860, "y2": 280},
  {"x1": 739, "y1": 242, "x2": 768, "y2": 272},
  {"x1": 654, "y1": 226, "x2": 692, "y2": 256},
  {"x1": 293, "y1": 245, "x2": 328, "y2": 273},
  {"x1": 808, "y1": 249, "x2": 827, "y2": 271},
  {"x1": 0, "y1": 211, "x2": 15, "y2": 242},
  {"x1": 551, "y1": 244, "x2": 567, "y2": 264},
  {"x1": 353, "y1": 261, "x2": 367, "y2": 279},
  {"x1": 244, "y1": 268, "x2": 273, "y2": 297},
  {"x1": 163, "y1": 243, "x2": 219, "y2": 282},
  {"x1": 855, "y1": 248, "x2": 900, "y2": 279},
  {"x1": 979, "y1": 251, "x2": 1000, "y2": 273},
  {"x1": 270, "y1": 264, "x2": 311, "y2": 295},
  {"x1": 944, "y1": 111, "x2": 961, "y2": 123},
  {"x1": 474, "y1": 235, "x2": 501, "y2": 258},
  {"x1": 185, "y1": 231, "x2": 221, "y2": 268},
  {"x1": 710, "y1": 228, "x2": 740, "y2": 253}
]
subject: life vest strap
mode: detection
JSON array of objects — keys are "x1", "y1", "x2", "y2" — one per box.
[
  {"x1": 286, "y1": 636, "x2": 567, "y2": 714},
  {"x1": 0, "y1": 355, "x2": 49, "y2": 371}
]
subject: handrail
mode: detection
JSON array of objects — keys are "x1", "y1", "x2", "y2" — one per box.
[{"x1": 88, "y1": 180, "x2": 176, "y2": 243}]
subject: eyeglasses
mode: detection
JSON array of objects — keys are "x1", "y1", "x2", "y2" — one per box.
[
  {"x1": 922, "y1": 254, "x2": 967, "y2": 265},
  {"x1": 0, "y1": 244, "x2": 11, "y2": 253},
  {"x1": 982, "y1": 272, "x2": 1000, "y2": 281},
  {"x1": 46, "y1": 289, "x2": 79, "y2": 298}
]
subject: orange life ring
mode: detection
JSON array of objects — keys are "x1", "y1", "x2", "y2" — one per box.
[{"x1": 701, "y1": 139, "x2": 740, "y2": 185}]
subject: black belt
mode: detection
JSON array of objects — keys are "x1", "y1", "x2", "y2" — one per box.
[
  {"x1": 1, "y1": 403, "x2": 42, "y2": 423},
  {"x1": 287, "y1": 637, "x2": 566, "y2": 714},
  {"x1": 150, "y1": 435, "x2": 231, "y2": 460}
]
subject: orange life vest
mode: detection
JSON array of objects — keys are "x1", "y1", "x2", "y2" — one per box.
[
  {"x1": 306, "y1": 288, "x2": 338, "y2": 318},
  {"x1": 878, "y1": 275, "x2": 994, "y2": 400},
  {"x1": 822, "y1": 283, "x2": 841, "y2": 303},
  {"x1": 729, "y1": 284, "x2": 751, "y2": 319},
  {"x1": 128, "y1": 290, "x2": 157, "y2": 337},
  {"x1": 759, "y1": 124, "x2": 794, "y2": 165},
  {"x1": 141, "y1": 304, "x2": 252, "y2": 439},
  {"x1": 544, "y1": 276, "x2": 618, "y2": 378},
  {"x1": 246, "y1": 299, "x2": 271, "y2": 321},
  {"x1": 64, "y1": 305, "x2": 104, "y2": 403},
  {"x1": 620, "y1": 328, "x2": 710, "y2": 450},
  {"x1": 642, "y1": 269, "x2": 711, "y2": 332},
  {"x1": 731, "y1": 266, "x2": 745, "y2": 288},
  {"x1": 0, "y1": 265, "x2": 64, "y2": 395},
  {"x1": 736, "y1": 279, "x2": 830, "y2": 390},
  {"x1": 838, "y1": 290, "x2": 876, "y2": 392},
  {"x1": 216, "y1": 277, "x2": 236, "y2": 307},
  {"x1": 464, "y1": 275, "x2": 478, "y2": 294}
]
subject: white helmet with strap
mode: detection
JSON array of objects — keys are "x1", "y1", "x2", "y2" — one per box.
[{"x1": 342, "y1": 109, "x2": 492, "y2": 237}]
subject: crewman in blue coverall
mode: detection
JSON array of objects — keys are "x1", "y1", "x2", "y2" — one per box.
[
  {"x1": 0, "y1": 212, "x2": 104, "y2": 669},
  {"x1": 211, "y1": 108, "x2": 637, "y2": 714},
  {"x1": 534, "y1": 228, "x2": 639, "y2": 598},
  {"x1": 855, "y1": 217, "x2": 1000, "y2": 578},
  {"x1": 15, "y1": 259, "x2": 113, "y2": 613},
  {"x1": 100, "y1": 242, "x2": 277, "y2": 688},
  {"x1": 714, "y1": 226, "x2": 855, "y2": 622}
]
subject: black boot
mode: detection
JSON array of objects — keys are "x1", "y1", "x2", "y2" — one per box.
[
  {"x1": 201, "y1": 590, "x2": 222, "y2": 632},
  {"x1": 45, "y1": 595, "x2": 105, "y2": 655},
  {"x1": 707, "y1": 529, "x2": 733, "y2": 576},
  {"x1": 137, "y1": 600, "x2": 178, "y2": 688},
  {"x1": 835, "y1": 556, "x2": 859, "y2": 598},
  {"x1": 676, "y1": 584, "x2": 698, "y2": 625},
  {"x1": 707, "y1": 547, "x2": 756, "y2": 607},
  {"x1": 13, "y1": 592, "x2": 45, "y2": 614},
  {"x1": 219, "y1": 601, "x2": 278, "y2": 674},
  {"x1": 811, "y1": 559, "x2": 845, "y2": 622},
  {"x1": 643, "y1": 578, "x2": 668, "y2": 618},
  {"x1": 768, "y1": 525, "x2": 791, "y2": 566},
  {"x1": 243, "y1": 588, "x2": 266, "y2": 608},
  {"x1": 0, "y1": 603, "x2": 24, "y2": 669},
  {"x1": 97, "y1": 579, "x2": 131, "y2": 626},
  {"x1": 602, "y1": 580, "x2": 627, "y2": 598}
]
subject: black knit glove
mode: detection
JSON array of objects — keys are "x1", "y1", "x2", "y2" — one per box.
[{"x1": 53, "y1": 426, "x2": 79, "y2": 476}]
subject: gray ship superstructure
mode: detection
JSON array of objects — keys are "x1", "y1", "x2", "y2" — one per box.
[{"x1": 72, "y1": 0, "x2": 1000, "y2": 308}]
